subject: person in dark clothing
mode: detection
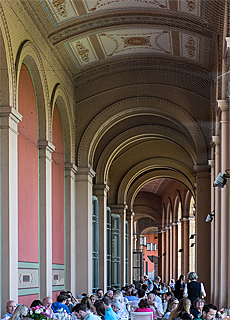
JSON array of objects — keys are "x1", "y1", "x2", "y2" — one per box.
[
  {"x1": 174, "y1": 274, "x2": 185, "y2": 300},
  {"x1": 190, "y1": 297, "x2": 205, "y2": 319},
  {"x1": 184, "y1": 272, "x2": 206, "y2": 305}
]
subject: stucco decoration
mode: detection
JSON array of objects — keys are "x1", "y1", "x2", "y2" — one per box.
[
  {"x1": 117, "y1": 158, "x2": 195, "y2": 206},
  {"x1": 126, "y1": 169, "x2": 193, "y2": 210},
  {"x1": 15, "y1": 41, "x2": 51, "y2": 142},
  {"x1": 77, "y1": 97, "x2": 207, "y2": 168},
  {"x1": 0, "y1": 4, "x2": 17, "y2": 108},
  {"x1": 50, "y1": 83, "x2": 75, "y2": 164},
  {"x1": 96, "y1": 125, "x2": 196, "y2": 185}
]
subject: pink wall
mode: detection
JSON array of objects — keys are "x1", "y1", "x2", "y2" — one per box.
[
  {"x1": 52, "y1": 291, "x2": 61, "y2": 302},
  {"x1": 18, "y1": 64, "x2": 38, "y2": 262},
  {"x1": 52, "y1": 104, "x2": 64, "y2": 264},
  {"x1": 18, "y1": 294, "x2": 39, "y2": 307}
]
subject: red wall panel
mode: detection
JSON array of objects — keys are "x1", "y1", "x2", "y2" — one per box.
[
  {"x1": 52, "y1": 104, "x2": 64, "y2": 264},
  {"x1": 18, "y1": 64, "x2": 38, "y2": 262},
  {"x1": 18, "y1": 294, "x2": 39, "y2": 307}
]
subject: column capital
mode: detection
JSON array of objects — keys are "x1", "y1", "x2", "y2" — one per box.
[
  {"x1": 0, "y1": 106, "x2": 22, "y2": 123},
  {"x1": 110, "y1": 204, "x2": 128, "y2": 214},
  {"x1": 217, "y1": 100, "x2": 229, "y2": 112},
  {"x1": 77, "y1": 167, "x2": 95, "y2": 178},
  {"x1": 38, "y1": 140, "x2": 55, "y2": 153},
  {"x1": 181, "y1": 217, "x2": 190, "y2": 222},
  {"x1": 208, "y1": 160, "x2": 215, "y2": 167},
  {"x1": 212, "y1": 136, "x2": 220, "y2": 146},
  {"x1": 65, "y1": 162, "x2": 78, "y2": 174},
  {"x1": 93, "y1": 184, "x2": 110, "y2": 193},
  {"x1": 126, "y1": 210, "x2": 135, "y2": 217}
]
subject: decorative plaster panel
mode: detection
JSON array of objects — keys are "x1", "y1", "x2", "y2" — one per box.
[
  {"x1": 64, "y1": 37, "x2": 99, "y2": 67},
  {"x1": 83, "y1": 0, "x2": 169, "y2": 13},
  {"x1": 52, "y1": 269, "x2": 65, "y2": 286},
  {"x1": 39, "y1": 0, "x2": 79, "y2": 25},
  {"x1": 18, "y1": 268, "x2": 39, "y2": 289},
  {"x1": 178, "y1": 0, "x2": 201, "y2": 17},
  {"x1": 180, "y1": 32, "x2": 200, "y2": 61},
  {"x1": 97, "y1": 28, "x2": 172, "y2": 58}
]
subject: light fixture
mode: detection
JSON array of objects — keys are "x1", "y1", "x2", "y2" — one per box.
[
  {"x1": 162, "y1": 252, "x2": 166, "y2": 256},
  {"x1": 213, "y1": 170, "x2": 230, "y2": 188},
  {"x1": 190, "y1": 243, "x2": 196, "y2": 247},
  {"x1": 154, "y1": 236, "x2": 158, "y2": 239},
  {"x1": 206, "y1": 210, "x2": 215, "y2": 222},
  {"x1": 178, "y1": 248, "x2": 183, "y2": 253},
  {"x1": 189, "y1": 234, "x2": 196, "y2": 240}
]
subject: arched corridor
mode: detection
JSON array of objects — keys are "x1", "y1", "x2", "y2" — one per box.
[{"x1": 0, "y1": 0, "x2": 229, "y2": 313}]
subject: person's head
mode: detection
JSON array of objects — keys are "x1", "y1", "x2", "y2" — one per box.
[
  {"x1": 138, "y1": 299, "x2": 150, "y2": 309},
  {"x1": 102, "y1": 297, "x2": 111, "y2": 311},
  {"x1": 154, "y1": 276, "x2": 161, "y2": 284},
  {"x1": 165, "y1": 291, "x2": 174, "y2": 302},
  {"x1": 72, "y1": 304, "x2": 88, "y2": 320},
  {"x1": 97, "y1": 289, "x2": 104, "y2": 299},
  {"x1": 178, "y1": 274, "x2": 185, "y2": 282},
  {"x1": 90, "y1": 294, "x2": 97, "y2": 305},
  {"x1": 126, "y1": 287, "x2": 132, "y2": 296},
  {"x1": 113, "y1": 290, "x2": 124, "y2": 303},
  {"x1": 142, "y1": 284, "x2": 148, "y2": 292},
  {"x1": 137, "y1": 288, "x2": 145, "y2": 299},
  {"x1": 132, "y1": 289, "x2": 137, "y2": 296},
  {"x1": 105, "y1": 290, "x2": 113, "y2": 300},
  {"x1": 30, "y1": 300, "x2": 42, "y2": 308},
  {"x1": 187, "y1": 272, "x2": 198, "y2": 281},
  {"x1": 81, "y1": 297, "x2": 94, "y2": 312},
  {"x1": 147, "y1": 293, "x2": 155, "y2": 305},
  {"x1": 171, "y1": 298, "x2": 191, "y2": 317},
  {"x1": 13, "y1": 305, "x2": 28, "y2": 318},
  {"x1": 194, "y1": 298, "x2": 205, "y2": 311},
  {"x1": 111, "y1": 301, "x2": 120, "y2": 313},
  {"x1": 65, "y1": 294, "x2": 72, "y2": 306},
  {"x1": 42, "y1": 297, "x2": 53, "y2": 309},
  {"x1": 6, "y1": 301, "x2": 17, "y2": 314},
  {"x1": 94, "y1": 300, "x2": 105, "y2": 317},
  {"x1": 57, "y1": 294, "x2": 67, "y2": 303},
  {"x1": 202, "y1": 304, "x2": 217, "y2": 320},
  {"x1": 166, "y1": 298, "x2": 179, "y2": 312}
]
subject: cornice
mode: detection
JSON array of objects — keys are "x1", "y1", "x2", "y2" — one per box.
[{"x1": 48, "y1": 11, "x2": 213, "y2": 45}]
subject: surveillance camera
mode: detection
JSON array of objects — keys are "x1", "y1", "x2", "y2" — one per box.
[{"x1": 213, "y1": 172, "x2": 227, "y2": 188}]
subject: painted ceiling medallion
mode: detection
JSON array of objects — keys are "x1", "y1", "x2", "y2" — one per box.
[
  {"x1": 75, "y1": 41, "x2": 90, "y2": 62},
  {"x1": 123, "y1": 36, "x2": 151, "y2": 47},
  {"x1": 185, "y1": 36, "x2": 196, "y2": 58},
  {"x1": 186, "y1": 0, "x2": 196, "y2": 11},
  {"x1": 52, "y1": 0, "x2": 67, "y2": 17}
]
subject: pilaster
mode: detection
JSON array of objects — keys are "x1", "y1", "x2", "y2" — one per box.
[
  {"x1": 126, "y1": 210, "x2": 134, "y2": 284},
  {"x1": 0, "y1": 107, "x2": 22, "y2": 307},
  {"x1": 93, "y1": 184, "x2": 109, "y2": 292},
  {"x1": 76, "y1": 167, "x2": 95, "y2": 294},
  {"x1": 110, "y1": 204, "x2": 127, "y2": 287},
  {"x1": 38, "y1": 140, "x2": 55, "y2": 298},
  {"x1": 65, "y1": 163, "x2": 77, "y2": 293},
  {"x1": 181, "y1": 218, "x2": 189, "y2": 276},
  {"x1": 171, "y1": 222, "x2": 178, "y2": 280},
  {"x1": 194, "y1": 164, "x2": 211, "y2": 302}
]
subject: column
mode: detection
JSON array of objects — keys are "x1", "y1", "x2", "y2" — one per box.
[
  {"x1": 181, "y1": 218, "x2": 189, "y2": 276},
  {"x1": 65, "y1": 163, "x2": 77, "y2": 293},
  {"x1": 110, "y1": 205, "x2": 127, "y2": 287},
  {"x1": 38, "y1": 140, "x2": 55, "y2": 298},
  {"x1": 93, "y1": 184, "x2": 109, "y2": 292},
  {"x1": 75, "y1": 167, "x2": 95, "y2": 294},
  {"x1": 194, "y1": 165, "x2": 211, "y2": 302},
  {"x1": 172, "y1": 222, "x2": 178, "y2": 280},
  {"x1": 208, "y1": 159, "x2": 215, "y2": 303},
  {"x1": 0, "y1": 107, "x2": 22, "y2": 307},
  {"x1": 126, "y1": 210, "x2": 134, "y2": 284},
  {"x1": 218, "y1": 100, "x2": 229, "y2": 307},
  {"x1": 212, "y1": 136, "x2": 220, "y2": 307}
]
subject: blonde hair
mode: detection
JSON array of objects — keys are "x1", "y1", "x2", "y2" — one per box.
[
  {"x1": 9, "y1": 305, "x2": 28, "y2": 320},
  {"x1": 169, "y1": 298, "x2": 191, "y2": 320}
]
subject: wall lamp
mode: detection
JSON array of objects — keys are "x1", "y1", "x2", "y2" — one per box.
[
  {"x1": 206, "y1": 210, "x2": 215, "y2": 222},
  {"x1": 158, "y1": 253, "x2": 166, "y2": 258},
  {"x1": 189, "y1": 234, "x2": 196, "y2": 240},
  {"x1": 190, "y1": 243, "x2": 196, "y2": 247},
  {"x1": 213, "y1": 170, "x2": 230, "y2": 188},
  {"x1": 178, "y1": 248, "x2": 183, "y2": 253}
]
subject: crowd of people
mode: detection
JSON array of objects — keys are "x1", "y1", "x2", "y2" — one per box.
[{"x1": 1, "y1": 272, "x2": 220, "y2": 320}]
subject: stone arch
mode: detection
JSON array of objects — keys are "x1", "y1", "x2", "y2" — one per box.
[
  {"x1": 166, "y1": 199, "x2": 173, "y2": 226},
  {"x1": 117, "y1": 158, "x2": 195, "y2": 205},
  {"x1": 0, "y1": 4, "x2": 16, "y2": 107},
  {"x1": 50, "y1": 84, "x2": 75, "y2": 164},
  {"x1": 173, "y1": 191, "x2": 183, "y2": 222},
  {"x1": 96, "y1": 125, "x2": 196, "y2": 184},
  {"x1": 126, "y1": 169, "x2": 194, "y2": 211},
  {"x1": 15, "y1": 40, "x2": 51, "y2": 141},
  {"x1": 78, "y1": 97, "x2": 207, "y2": 167},
  {"x1": 184, "y1": 190, "x2": 193, "y2": 218}
]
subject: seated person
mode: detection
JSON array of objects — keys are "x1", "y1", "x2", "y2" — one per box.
[
  {"x1": 1, "y1": 301, "x2": 17, "y2": 320},
  {"x1": 164, "y1": 298, "x2": 179, "y2": 319},
  {"x1": 30, "y1": 300, "x2": 42, "y2": 308},
  {"x1": 190, "y1": 298, "x2": 205, "y2": 319},
  {"x1": 134, "y1": 299, "x2": 155, "y2": 317},
  {"x1": 111, "y1": 301, "x2": 128, "y2": 320},
  {"x1": 52, "y1": 294, "x2": 71, "y2": 315}
]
